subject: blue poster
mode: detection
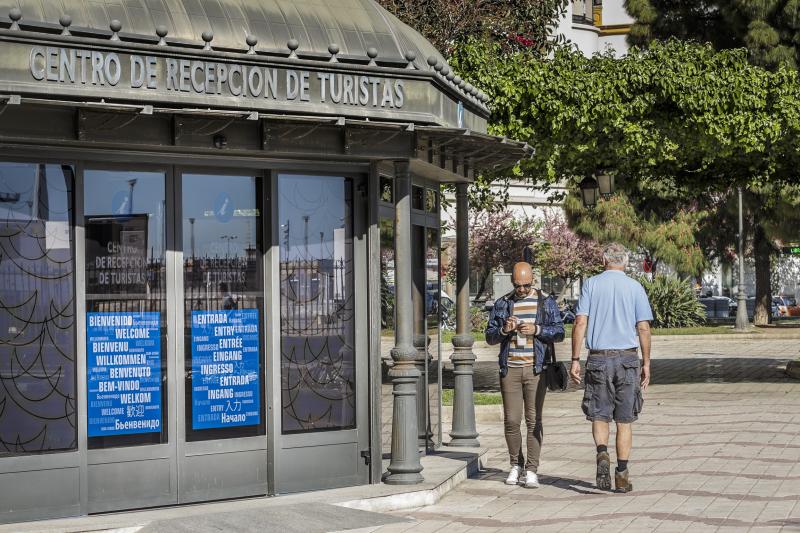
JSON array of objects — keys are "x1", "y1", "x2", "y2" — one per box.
[
  {"x1": 86, "y1": 312, "x2": 162, "y2": 437},
  {"x1": 191, "y1": 309, "x2": 260, "y2": 430}
]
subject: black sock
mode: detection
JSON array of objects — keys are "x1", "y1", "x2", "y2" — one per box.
[
  {"x1": 617, "y1": 460, "x2": 628, "y2": 472},
  {"x1": 597, "y1": 445, "x2": 608, "y2": 454}
]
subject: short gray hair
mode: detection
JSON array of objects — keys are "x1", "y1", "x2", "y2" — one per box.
[{"x1": 603, "y1": 243, "x2": 629, "y2": 267}]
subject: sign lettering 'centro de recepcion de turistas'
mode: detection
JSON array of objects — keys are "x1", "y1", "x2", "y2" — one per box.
[{"x1": 28, "y1": 46, "x2": 407, "y2": 108}]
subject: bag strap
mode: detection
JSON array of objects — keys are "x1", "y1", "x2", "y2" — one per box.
[{"x1": 536, "y1": 290, "x2": 558, "y2": 365}]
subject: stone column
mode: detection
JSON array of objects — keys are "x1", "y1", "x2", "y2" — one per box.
[
  {"x1": 447, "y1": 183, "x2": 480, "y2": 447},
  {"x1": 385, "y1": 161, "x2": 424, "y2": 484}
]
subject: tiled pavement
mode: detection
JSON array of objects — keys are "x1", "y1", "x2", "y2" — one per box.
[{"x1": 376, "y1": 335, "x2": 800, "y2": 532}]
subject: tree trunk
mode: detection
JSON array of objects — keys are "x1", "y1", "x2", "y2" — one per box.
[
  {"x1": 474, "y1": 269, "x2": 489, "y2": 302},
  {"x1": 556, "y1": 278, "x2": 573, "y2": 303},
  {"x1": 753, "y1": 223, "x2": 773, "y2": 326}
]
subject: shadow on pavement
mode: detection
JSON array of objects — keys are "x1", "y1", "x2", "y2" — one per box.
[{"x1": 446, "y1": 357, "x2": 796, "y2": 391}]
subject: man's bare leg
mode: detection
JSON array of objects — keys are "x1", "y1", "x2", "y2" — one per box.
[
  {"x1": 592, "y1": 421, "x2": 609, "y2": 447},
  {"x1": 592, "y1": 421, "x2": 611, "y2": 490},
  {"x1": 616, "y1": 422, "x2": 632, "y2": 461}
]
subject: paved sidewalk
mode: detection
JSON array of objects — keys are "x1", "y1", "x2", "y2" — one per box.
[{"x1": 374, "y1": 336, "x2": 800, "y2": 532}]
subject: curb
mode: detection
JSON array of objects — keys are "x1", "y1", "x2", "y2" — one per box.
[
  {"x1": 786, "y1": 361, "x2": 800, "y2": 380},
  {"x1": 335, "y1": 449, "x2": 486, "y2": 514}
]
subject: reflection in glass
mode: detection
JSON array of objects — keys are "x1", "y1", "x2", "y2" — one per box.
[
  {"x1": 425, "y1": 189, "x2": 438, "y2": 214},
  {"x1": 84, "y1": 170, "x2": 167, "y2": 448},
  {"x1": 426, "y1": 227, "x2": 442, "y2": 448},
  {"x1": 379, "y1": 176, "x2": 393, "y2": 204},
  {"x1": 279, "y1": 175, "x2": 355, "y2": 433},
  {"x1": 412, "y1": 224, "x2": 432, "y2": 448},
  {"x1": 379, "y1": 218, "x2": 394, "y2": 450},
  {"x1": 182, "y1": 174, "x2": 264, "y2": 441},
  {"x1": 0, "y1": 163, "x2": 76, "y2": 455},
  {"x1": 412, "y1": 186, "x2": 425, "y2": 211}
]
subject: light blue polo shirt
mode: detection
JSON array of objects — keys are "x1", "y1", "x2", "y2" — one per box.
[{"x1": 576, "y1": 270, "x2": 653, "y2": 350}]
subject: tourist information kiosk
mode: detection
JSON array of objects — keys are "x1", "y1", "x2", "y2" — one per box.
[{"x1": 0, "y1": 0, "x2": 529, "y2": 522}]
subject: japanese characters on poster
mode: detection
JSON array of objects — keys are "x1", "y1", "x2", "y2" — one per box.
[
  {"x1": 191, "y1": 309, "x2": 260, "y2": 430},
  {"x1": 86, "y1": 312, "x2": 162, "y2": 436}
]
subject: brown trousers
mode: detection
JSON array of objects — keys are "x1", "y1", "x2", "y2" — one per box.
[{"x1": 500, "y1": 366, "x2": 547, "y2": 471}]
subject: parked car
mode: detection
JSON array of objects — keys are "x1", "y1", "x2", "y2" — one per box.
[
  {"x1": 773, "y1": 295, "x2": 798, "y2": 317},
  {"x1": 425, "y1": 283, "x2": 455, "y2": 330}
]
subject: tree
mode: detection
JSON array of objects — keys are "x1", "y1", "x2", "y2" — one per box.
[
  {"x1": 456, "y1": 209, "x2": 541, "y2": 300},
  {"x1": 450, "y1": 39, "x2": 800, "y2": 323},
  {"x1": 624, "y1": 0, "x2": 800, "y2": 324},
  {"x1": 377, "y1": 0, "x2": 568, "y2": 56},
  {"x1": 536, "y1": 209, "x2": 604, "y2": 301},
  {"x1": 626, "y1": 0, "x2": 800, "y2": 70},
  {"x1": 563, "y1": 193, "x2": 707, "y2": 277},
  {"x1": 377, "y1": 0, "x2": 569, "y2": 210}
]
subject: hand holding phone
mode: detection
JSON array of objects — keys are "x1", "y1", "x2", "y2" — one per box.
[{"x1": 503, "y1": 316, "x2": 519, "y2": 334}]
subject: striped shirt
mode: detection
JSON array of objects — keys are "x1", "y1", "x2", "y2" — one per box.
[{"x1": 507, "y1": 293, "x2": 538, "y2": 368}]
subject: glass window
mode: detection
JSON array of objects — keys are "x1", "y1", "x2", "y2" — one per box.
[
  {"x1": 425, "y1": 227, "x2": 442, "y2": 449},
  {"x1": 379, "y1": 176, "x2": 393, "y2": 204},
  {"x1": 278, "y1": 175, "x2": 355, "y2": 433},
  {"x1": 84, "y1": 170, "x2": 167, "y2": 449},
  {"x1": 379, "y1": 218, "x2": 394, "y2": 451},
  {"x1": 0, "y1": 162, "x2": 76, "y2": 455},
  {"x1": 182, "y1": 173, "x2": 265, "y2": 441},
  {"x1": 412, "y1": 185, "x2": 425, "y2": 211},
  {"x1": 425, "y1": 189, "x2": 438, "y2": 214}
]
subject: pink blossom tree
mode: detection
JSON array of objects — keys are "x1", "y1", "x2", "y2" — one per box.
[
  {"x1": 537, "y1": 209, "x2": 604, "y2": 302},
  {"x1": 453, "y1": 209, "x2": 541, "y2": 301}
]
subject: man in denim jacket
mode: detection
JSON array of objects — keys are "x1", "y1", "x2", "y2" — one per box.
[{"x1": 485, "y1": 262, "x2": 565, "y2": 488}]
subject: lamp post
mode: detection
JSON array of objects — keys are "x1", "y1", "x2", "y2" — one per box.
[
  {"x1": 579, "y1": 176, "x2": 600, "y2": 209},
  {"x1": 220, "y1": 234, "x2": 237, "y2": 258},
  {"x1": 596, "y1": 173, "x2": 615, "y2": 199},
  {"x1": 735, "y1": 187, "x2": 749, "y2": 331}
]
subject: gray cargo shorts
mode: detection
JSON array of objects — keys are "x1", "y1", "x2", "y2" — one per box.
[{"x1": 581, "y1": 350, "x2": 644, "y2": 423}]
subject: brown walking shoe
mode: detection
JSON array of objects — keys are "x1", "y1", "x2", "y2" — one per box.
[
  {"x1": 615, "y1": 468, "x2": 633, "y2": 493},
  {"x1": 596, "y1": 451, "x2": 611, "y2": 491}
]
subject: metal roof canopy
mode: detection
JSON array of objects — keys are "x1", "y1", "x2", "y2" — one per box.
[
  {"x1": 0, "y1": 1, "x2": 531, "y2": 179},
  {"x1": 0, "y1": 94, "x2": 528, "y2": 181}
]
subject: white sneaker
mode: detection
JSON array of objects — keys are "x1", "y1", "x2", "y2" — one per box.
[
  {"x1": 522, "y1": 471, "x2": 539, "y2": 488},
  {"x1": 505, "y1": 465, "x2": 522, "y2": 485}
]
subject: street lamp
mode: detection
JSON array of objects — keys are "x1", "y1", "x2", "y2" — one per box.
[
  {"x1": 220, "y1": 234, "x2": 238, "y2": 258},
  {"x1": 596, "y1": 172, "x2": 615, "y2": 199},
  {"x1": 735, "y1": 187, "x2": 749, "y2": 331},
  {"x1": 579, "y1": 176, "x2": 600, "y2": 209}
]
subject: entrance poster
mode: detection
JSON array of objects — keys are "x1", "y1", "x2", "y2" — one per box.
[
  {"x1": 86, "y1": 312, "x2": 162, "y2": 436},
  {"x1": 191, "y1": 309, "x2": 261, "y2": 430}
]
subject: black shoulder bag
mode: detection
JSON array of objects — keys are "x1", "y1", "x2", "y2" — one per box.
[{"x1": 545, "y1": 342, "x2": 569, "y2": 392}]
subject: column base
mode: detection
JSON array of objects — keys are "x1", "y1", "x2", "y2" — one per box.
[
  {"x1": 445, "y1": 437, "x2": 480, "y2": 448},
  {"x1": 383, "y1": 471, "x2": 425, "y2": 485}
]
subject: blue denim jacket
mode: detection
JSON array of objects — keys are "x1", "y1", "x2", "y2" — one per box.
[{"x1": 485, "y1": 290, "x2": 565, "y2": 377}]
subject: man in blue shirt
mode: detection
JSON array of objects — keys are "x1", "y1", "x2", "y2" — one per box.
[{"x1": 569, "y1": 243, "x2": 653, "y2": 493}]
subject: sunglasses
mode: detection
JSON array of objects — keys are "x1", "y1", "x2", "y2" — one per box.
[{"x1": 513, "y1": 283, "x2": 532, "y2": 289}]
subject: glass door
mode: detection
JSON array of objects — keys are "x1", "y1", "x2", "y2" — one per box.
[
  {"x1": 274, "y1": 173, "x2": 369, "y2": 492},
  {"x1": 177, "y1": 170, "x2": 267, "y2": 503},
  {"x1": 83, "y1": 167, "x2": 176, "y2": 513}
]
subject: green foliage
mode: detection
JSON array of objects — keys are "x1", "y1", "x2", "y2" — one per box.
[
  {"x1": 626, "y1": 0, "x2": 800, "y2": 70},
  {"x1": 451, "y1": 39, "x2": 800, "y2": 193},
  {"x1": 470, "y1": 305, "x2": 488, "y2": 332},
  {"x1": 639, "y1": 276, "x2": 707, "y2": 328},
  {"x1": 450, "y1": 38, "x2": 800, "y2": 284},
  {"x1": 564, "y1": 193, "x2": 708, "y2": 276}
]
